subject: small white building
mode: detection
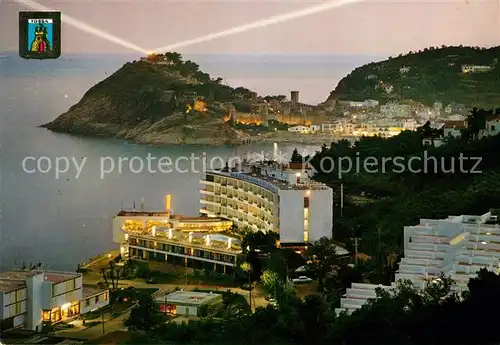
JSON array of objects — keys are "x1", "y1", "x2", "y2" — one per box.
[
  {"x1": 443, "y1": 120, "x2": 465, "y2": 138},
  {"x1": 309, "y1": 124, "x2": 321, "y2": 132},
  {"x1": 156, "y1": 290, "x2": 222, "y2": 317},
  {"x1": 288, "y1": 125, "x2": 310, "y2": 133},
  {"x1": 461, "y1": 65, "x2": 492, "y2": 74},
  {"x1": 363, "y1": 99, "x2": 379, "y2": 108},
  {"x1": 80, "y1": 286, "x2": 110, "y2": 314},
  {"x1": 484, "y1": 115, "x2": 500, "y2": 137}
]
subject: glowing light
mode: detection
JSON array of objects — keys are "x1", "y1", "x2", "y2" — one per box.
[
  {"x1": 152, "y1": 0, "x2": 364, "y2": 53},
  {"x1": 61, "y1": 303, "x2": 71, "y2": 310},
  {"x1": 14, "y1": 0, "x2": 149, "y2": 54}
]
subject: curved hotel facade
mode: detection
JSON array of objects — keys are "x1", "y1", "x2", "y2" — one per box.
[{"x1": 200, "y1": 162, "x2": 333, "y2": 245}]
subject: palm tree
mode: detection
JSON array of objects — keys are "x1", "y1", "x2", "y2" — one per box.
[
  {"x1": 466, "y1": 107, "x2": 488, "y2": 140},
  {"x1": 240, "y1": 262, "x2": 253, "y2": 311}
]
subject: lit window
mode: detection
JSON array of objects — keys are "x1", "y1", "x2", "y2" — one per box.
[
  {"x1": 42, "y1": 310, "x2": 51, "y2": 321},
  {"x1": 103, "y1": 293, "x2": 108, "y2": 301}
]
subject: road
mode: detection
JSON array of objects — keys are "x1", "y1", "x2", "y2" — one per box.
[
  {"x1": 83, "y1": 273, "x2": 268, "y2": 310},
  {"x1": 57, "y1": 311, "x2": 130, "y2": 340}
]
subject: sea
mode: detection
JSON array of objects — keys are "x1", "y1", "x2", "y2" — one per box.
[{"x1": 0, "y1": 52, "x2": 380, "y2": 271}]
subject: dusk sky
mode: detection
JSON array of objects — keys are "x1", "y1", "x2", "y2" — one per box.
[{"x1": 1, "y1": 0, "x2": 499, "y2": 55}]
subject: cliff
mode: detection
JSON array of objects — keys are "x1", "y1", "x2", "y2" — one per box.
[
  {"x1": 42, "y1": 53, "x2": 255, "y2": 145},
  {"x1": 327, "y1": 46, "x2": 500, "y2": 108}
]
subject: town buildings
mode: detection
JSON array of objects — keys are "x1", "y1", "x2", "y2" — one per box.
[
  {"x1": 200, "y1": 161, "x2": 333, "y2": 246},
  {"x1": 0, "y1": 270, "x2": 109, "y2": 332},
  {"x1": 336, "y1": 209, "x2": 500, "y2": 315}
]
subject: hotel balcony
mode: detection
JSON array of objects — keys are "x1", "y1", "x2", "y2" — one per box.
[{"x1": 405, "y1": 249, "x2": 446, "y2": 260}]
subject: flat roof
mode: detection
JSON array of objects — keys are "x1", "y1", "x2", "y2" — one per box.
[
  {"x1": 0, "y1": 270, "x2": 80, "y2": 285},
  {"x1": 117, "y1": 210, "x2": 171, "y2": 217},
  {"x1": 0, "y1": 280, "x2": 27, "y2": 293},
  {"x1": 44, "y1": 272, "x2": 80, "y2": 284},
  {"x1": 82, "y1": 285, "x2": 109, "y2": 299},
  {"x1": 157, "y1": 290, "x2": 221, "y2": 306},
  {"x1": 208, "y1": 170, "x2": 330, "y2": 191},
  {"x1": 172, "y1": 216, "x2": 231, "y2": 223}
]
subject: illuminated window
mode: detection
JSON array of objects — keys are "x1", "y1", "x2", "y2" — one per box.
[
  {"x1": 67, "y1": 279, "x2": 75, "y2": 291},
  {"x1": 304, "y1": 208, "x2": 309, "y2": 220},
  {"x1": 304, "y1": 231, "x2": 309, "y2": 242},
  {"x1": 104, "y1": 293, "x2": 108, "y2": 301},
  {"x1": 42, "y1": 310, "x2": 51, "y2": 321}
]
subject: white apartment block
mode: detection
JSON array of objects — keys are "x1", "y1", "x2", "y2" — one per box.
[
  {"x1": 0, "y1": 270, "x2": 109, "y2": 332},
  {"x1": 200, "y1": 162, "x2": 333, "y2": 245},
  {"x1": 288, "y1": 125, "x2": 310, "y2": 133},
  {"x1": 482, "y1": 115, "x2": 500, "y2": 137},
  {"x1": 336, "y1": 210, "x2": 500, "y2": 316}
]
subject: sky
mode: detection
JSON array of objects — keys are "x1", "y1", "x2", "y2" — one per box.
[{"x1": 1, "y1": 0, "x2": 499, "y2": 56}]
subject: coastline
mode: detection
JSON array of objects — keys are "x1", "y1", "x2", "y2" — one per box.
[{"x1": 40, "y1": 125, "x2": 351, "y2": 147}]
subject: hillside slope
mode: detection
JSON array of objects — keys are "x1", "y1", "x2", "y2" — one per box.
[
  {"x1": 327, "y1": 46, "x2": 500, "y2": 108},
  {"x1": 42, "y1": 54, "x2": 254, "y2": 145}
]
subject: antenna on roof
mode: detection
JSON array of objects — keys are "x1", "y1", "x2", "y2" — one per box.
[
  {"x1": 133, "y1": 200, "x2": 136, "y2": 210},
  {"x1": 140, "y1": 197, "x2": 145, "y2": 211}
]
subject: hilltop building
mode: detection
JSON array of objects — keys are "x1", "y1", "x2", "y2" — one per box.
[
  {"x1": 336, "y1": 209, "x2": 500, "y2": 315},
  {"x1": 0, "y1": 271, "x2": 109, "y2": 332},
  {"x1": 461, "y1": 65, "x2": 492, "y2": 74},
  {"x1": 200, "y1": 161, "x2": 333, "y2": 247}
]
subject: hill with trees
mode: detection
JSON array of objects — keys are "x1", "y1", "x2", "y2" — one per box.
[
  {"x1": 327, "y1": 46, "x2": 500, "y2": 108},
  {"x1": 41, "y1": 52, "x2": 258, "y2": 145}
]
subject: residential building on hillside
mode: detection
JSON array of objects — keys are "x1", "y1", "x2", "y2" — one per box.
[
  {"x1": 482, "y1": 115, "x2": 500, "y2": 137},
  {"x1": 336, "y1": 209, "x2": 500, "y2": 315},
  {"x1": 0, "y1": 270, "x2": 108, "y2": 332},
  {"x1": 288, "y1": 125, "x2": 310, "y2": 133},
  {"x1": 461, "y1": 65, "x2": 492, "y2": 73},
  {"x1": 443, "y1": 120, "x2": 466, "y2": 138},
  {"x1": 200, "y1": 161, "x2": 333, "y2": 246}
]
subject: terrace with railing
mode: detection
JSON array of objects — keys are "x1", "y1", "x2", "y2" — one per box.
[{"x1": 126, "y1": 229, "x2": 242, "y2": 254}]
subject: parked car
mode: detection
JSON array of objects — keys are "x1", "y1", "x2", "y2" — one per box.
[
  {"x1": 241, "y1": 283, "x2": 251, "y2": 290},
  {"x1": 146, "y1": 277, "x2": 158, "y2": 284},
  {"x1": 292, "y1": 276, "x2": 313, "y2": 284}
]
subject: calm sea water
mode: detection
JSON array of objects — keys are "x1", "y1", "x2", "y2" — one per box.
[{"x1": 0, "y1": 53, "x2": 376, "y2": 271}]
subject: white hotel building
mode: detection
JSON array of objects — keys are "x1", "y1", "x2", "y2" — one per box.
[
  {"x1": 0, "y1": 270, "x2": 109, "y2": 332},
  {"x1": 336, "y1": 210, "x2": 500, "y2": 315},
  {"x1": 200, "y1": 162, "x2": 333, "y2": 246}
]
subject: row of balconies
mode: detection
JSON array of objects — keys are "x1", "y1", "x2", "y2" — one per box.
[
  {"x1": 209, "y1": 180, "x2": 274, "y2": 203},
  {"x1": 203, "y1": 192, "x2": 274, "y2": 215},
  {"x1": 405, "y1": 249, "x2": 446, "y2": 260},
  {"x1": 202, "y1": 196, "x2": 275, "y2": 220}
]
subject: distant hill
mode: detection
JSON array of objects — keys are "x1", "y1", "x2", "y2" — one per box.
[
  {"x1": 42, "y1": 53, "x2": 257, "y2": 145},
  {"x1": 327, "y1": 46, "x2": 500, "y2": 108}
]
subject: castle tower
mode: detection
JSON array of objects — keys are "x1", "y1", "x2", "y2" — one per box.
[
  {"x1": 291, "y1": 91, "x2": 299, "y2": 107},
  {"x1": 229, "y1": 105, "x2": 236, "y2": 126},
  {"x1": 261, "y1": 104, "x2": 269, "y2": 126}
]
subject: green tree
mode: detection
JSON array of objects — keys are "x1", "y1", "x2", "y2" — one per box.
[
  {"x1": 307, "y1": 237, "x2": 340, "y2": 285},
  {"x1": 125, "y1": 292, "x2": 160, "y2": 331},
  {"x1": 261, "y1": 269, "x2": 280, "y2": 295}
]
